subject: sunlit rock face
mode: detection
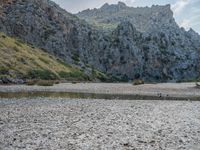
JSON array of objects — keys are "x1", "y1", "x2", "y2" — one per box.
[
  {"x1": 77, "y1": 2, "x2": 177, "y2": 32},
  {"x1": 0, "y1": 0, "x2": 200, "y2": 82}
]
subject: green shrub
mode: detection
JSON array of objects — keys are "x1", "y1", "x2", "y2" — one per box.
[
  {"x1": 59, "y1": 71, "x2": 71, "y2": 78},
  {"x1": 197, "y1": 77, "x2": 200, "y2": 82},
  {"x1": 1, "y1": 35, "x2": 6, "y2": 38},
  {"x1": 26, "y1": 80, "x2": 37, "y2": 86},
  {"x1": 28, "y1": 70, "x2": 58, "y2": 80},
  {"x1": 72, "y1": 53, "x2": 80, "y2": 62},
  {"x1": 36, "y1": 80, "x2": 54, "y2": 86},
  {"x1": 43, "y1": 27, "x2": 56, "y2": 40},
  {"x1": 26, "y1": 80, "x2": 59, "y2": 86},
  {"x1": 54, "y1": 80, "x2": 60, "y2": 84},
  {"x1": 133, "y1": 80, "x2": 144, "y2": 85},
  {"x1": 0, "y1": 66, "x2": 9, "y2": 74}
]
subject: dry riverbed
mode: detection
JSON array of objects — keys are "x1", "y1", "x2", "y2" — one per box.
[
  {"x1": 0, "y1": 98, "x2": 200, "y2": 150},
  {"x1": 0, "y1": 83, "x2": 200, "y2": 149},
  {"x1": 0, "y1": 83, "x2": 200, "y2": 99}
]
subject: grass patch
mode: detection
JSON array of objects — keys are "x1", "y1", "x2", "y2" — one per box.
[
  {"x1": 43, "y1": 27, "x2": 56, "y2": 40},
  {"x1": 72, "y1": 52, "x2": 80, "y2": 62},
  {"x1": 27, "y1": 70, "x2": 58, "y2": 80},
  {"x1": 26, "y1": 79, "x2": 37, "y2": 86},
  {"x1": 36, "y1": 80, "x2": 54, "y2": 86},
  {"x1": 15, "y1": 41, "x2": 22, "y2": 47},
  {"x1": 89, "y1": 69, "x2": 119, "y2": 82},
  {"x1": 59, "y1": 70, "x2": 89, "y2": 81},
  {"x1": 0, "y1": 32, "x2": 119, "y2": 82},
  {"x1": 26, "y1": 80, "x2": 55, "y2": 86}
]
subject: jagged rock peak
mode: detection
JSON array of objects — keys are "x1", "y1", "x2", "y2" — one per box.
[
  {"x1": 117, "y1": 1, "x2": 127, "y2": 7},
  {"x1": 151, "y1": 4, "x2": 171, "y2": 9},
  {"x1": 100, "y1": 1, "x2": 127, "y2": 10},
  {"x1": 188, "y1": 28, "x2": 199, "y2": 35},
  {"x1": 77, "y1": 2, "x2": 176, "y2": 32}
]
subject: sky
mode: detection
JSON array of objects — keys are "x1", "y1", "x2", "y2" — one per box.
[{"x1": 52, "y1": 0, "x2": 200, "y2": 34}]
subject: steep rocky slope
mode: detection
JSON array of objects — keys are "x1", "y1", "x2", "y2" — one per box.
[
  {"x1": 78, "y1": 2, "x2": 200, "y2": 81},
  {"x1": 0, "y1": 0, "x2": 200, "y2": 82},
  {"x1": 0, "y1": 32, "x2": 87, "y2": 83},
  {"x1": 0, "y1": 32, "x2": 114, "y2": 84},
  {"x1": 97, "y1": 22, "x2": 200, "y2": 81}
]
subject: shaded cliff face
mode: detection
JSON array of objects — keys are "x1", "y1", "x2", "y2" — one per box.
[
  {"x1": 100, "y1": 22, "x2": 200, "y2": 81},
  {"x1": 0, "y1": 0, "x2": 200, "y2": 82}
]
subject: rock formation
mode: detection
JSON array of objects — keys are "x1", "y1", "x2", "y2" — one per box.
[{"x1": 0, "y1": 0, "x2": 200, "y2": 82}]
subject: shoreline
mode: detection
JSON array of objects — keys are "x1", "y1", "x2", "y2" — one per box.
[{"x1": 0, "y1": 82, "x2": 199, "y2": 100}]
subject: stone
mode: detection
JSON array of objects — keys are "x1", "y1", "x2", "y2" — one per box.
[{"x1": 0, "y1": 0, "x2": 199, "y2": 82}]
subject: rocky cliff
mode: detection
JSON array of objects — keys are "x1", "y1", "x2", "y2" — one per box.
[
  {"x1": 0, "y1": 0, "x2": 200, "y2": 82},
  {"x1": 77, "y1": 2, "x2": 178, "y2": 32}
]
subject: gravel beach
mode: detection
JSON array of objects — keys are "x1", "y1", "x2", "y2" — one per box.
[{"x1": 1, "y1": 98, "x2": 200, "y2": 150}]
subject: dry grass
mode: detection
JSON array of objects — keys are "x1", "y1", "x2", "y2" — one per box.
[{"x1": 0, "y1": 33, "x2": 87, "y2": 80}]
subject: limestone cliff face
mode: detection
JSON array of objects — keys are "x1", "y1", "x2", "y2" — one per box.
[
  {"x1": 77, "y1": 2, "x2": 177, "y2": 32},
  {"x1": 0, "y1": 0, "x2": 200, "y2": 82},
  {"x1": 0, "y1": 0, "x2": 92, "y2": 64},
  {"x1": 101, "y1": 22, "x2": 200, "y2": 81}
]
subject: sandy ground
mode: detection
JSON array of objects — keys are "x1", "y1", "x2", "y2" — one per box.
[
  {"x1": 0, "y1": 83, "x2": 200, "y2": 98},
  {"x1": 1, "y1": 98, "x2": 200, "y2": 150}
]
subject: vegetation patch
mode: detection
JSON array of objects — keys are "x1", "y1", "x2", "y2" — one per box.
[
  {"x1": 36, "y1": 80, "x2": 55, "y2": 86},
  {"x1": 72, "y1": 52, "x2": 80, "y2": 62},
  {"x1": 0, "y1": 32, "x2": 121, "y2": 83},
  {"x1": 1, "y1": 35, "x2": 6, "y2": 38},
  {"x1": 27, "y1": 70, "x2": 58, "y2": 80},
  {"x1": 59, "y1": 70, "x2": 89, "y2": 81},
  {"x1": 13, "y1": 46, "x2": 20, "y2": 52},
  {"x1": 26, "y1": 79, "x2": 60, "y2": 86},
  {"x1": 26, "y1": 79, "x2": 38, "y2": 86},
  {"x1": 15, "y1": 41, "x2": 22, "y2": 47},
  {"x1": 43, "y1": 26, "x2": 56, "y2": 40},
  {"x1": 133, "y1": 80, "x2": 144, "y2": 85},
  {"x1": 90, "y1": 69, "x2": 119, "y2": 82}
]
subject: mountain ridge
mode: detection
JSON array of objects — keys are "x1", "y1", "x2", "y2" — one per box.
[
  {"x1": 77, "y1": 2, "x2": 178, "y2": 32},
  {"x1": 0, "y1": 0, "x2": 199, "y2": 82}
]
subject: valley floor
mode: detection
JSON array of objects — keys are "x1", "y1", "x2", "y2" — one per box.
[
  {"x1": 0, "y1": 98, "x2": 200, "y2": 149},
  {"x1": 0, "y1": 83, "x2": 200, "y2": 149},
  {"x1": 0, "y1": 82, "x2": 199, "y2": 100}
]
